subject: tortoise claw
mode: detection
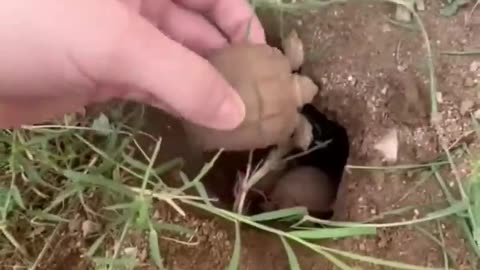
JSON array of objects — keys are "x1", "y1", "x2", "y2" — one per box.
[
  {"x1": 292, "y1": 115, "x2": 314, "y2": 151},
  {"x1": 282, "y1": 30, "x2": 304, "y2": 71},
  {"x1": 293, "y1": 74, "x2": 319, "y2": 106}
]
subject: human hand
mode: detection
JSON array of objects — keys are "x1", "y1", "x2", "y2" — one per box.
[{"x1": 0, "y1": 0, "x2": 265, "y2": 129}]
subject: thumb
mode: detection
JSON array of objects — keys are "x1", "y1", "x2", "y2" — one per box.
[{"x1": 76, "y1": 2, "x2": 246, "y2": 130}]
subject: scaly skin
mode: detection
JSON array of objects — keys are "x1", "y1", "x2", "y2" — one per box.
[{"x1": 182, "y1": 30, "x2": 318, "y2": 151}]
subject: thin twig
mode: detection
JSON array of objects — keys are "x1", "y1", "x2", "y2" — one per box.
[
  {"x1": 233, "y1": 139, "x2": 330, "y2": 214},
  {"x1": 234, "y1": 143, "x2": 292, "y2": 214}
]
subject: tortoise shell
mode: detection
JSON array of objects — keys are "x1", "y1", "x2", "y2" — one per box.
[{"x1": 183, "y1": 31, "x2": 318, "y2": 151}]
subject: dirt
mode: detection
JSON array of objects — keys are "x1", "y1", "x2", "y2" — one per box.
[
  {"x1": 8, "y1": 1, "x2": 480, "y2": 270},
  {"x1": 156, "y1": 1, "x2": 478, "y2": 269}
]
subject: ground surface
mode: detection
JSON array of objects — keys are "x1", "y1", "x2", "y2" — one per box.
[{"x1": 3, "y1": 1, "x2": 480, "y2": 270}]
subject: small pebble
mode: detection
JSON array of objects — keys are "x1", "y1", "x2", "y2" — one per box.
[
  {"x1": 347, "y1": 75, "x2": 357, "y2": 86},
  {"x1": 320, "y1": 77, "x2": 328, "y2": 85},
  {"x1": 474, "y1": 109, "x2": 480, "y2": 120},
  {"x1": 124, "y1": 247, "x2": 137, "y2": 257},
  {"x1": 397, "y1": 64, "x2": 407, "y2": 72},
  {"x1": 395, "y1": 5, "x2": 412, "y2": 22},
  {"x1": 436, "y1": 92, "x2": 443, "y2": 103},
  {"x1": 415, "y1": 0, "x2": 426, "y2": 11},
  {"x1": 153, "y1": 210, "x2": 161, "y2": 220},
  {"x1": 381, "y1": 85, "x2": 388, "y2": 95},
  {"x1": 470, "y1": 61, "x2": 480, "y2": 72},
  {"x1": 81, "y1": 220, "x2": 101, "y2": 238},
  {"x1": 460, "y1": 100, "x2": 475, "y2": 115}
]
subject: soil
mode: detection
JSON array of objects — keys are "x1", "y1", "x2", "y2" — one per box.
[{"x1": 9, "y1": 1, "x2": 480, "y2": 270}]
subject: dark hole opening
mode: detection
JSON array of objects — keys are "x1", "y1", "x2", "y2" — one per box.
[
  {"x1": 201, "y1": 104, "x2": 350, "y2": 221},
  {"x1": 190, "y1": 27, "x2": 350, "y2": 222}
]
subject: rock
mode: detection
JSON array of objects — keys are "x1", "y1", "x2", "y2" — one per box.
[
  {"x1": 395, "y1": 5, "x2": 412, "y2": 22},
  {"x1": 460, "y1": 100, "x2": 475, "y2": 115},
  {"x1": 436, "y1": 92, "x2": 443, "y2": 104},
  {"x1": 470, "y1": 61, "x2": 480, "y2": 72},
  {"x1": 474, "y1": 109, "x2": 480, "y2": 120},
  {"x1": 374, "y1": 129, "x2": 399, "y2": 162},
  {"x1": 415, "y1": 0, "x2": 426, "y2": 11},
  {"x1": 124, "y1": 247, "x2": 138, "y2": 257},
  {"x1": 81, "y1": 220, "x2": 101, "y2": 238}
]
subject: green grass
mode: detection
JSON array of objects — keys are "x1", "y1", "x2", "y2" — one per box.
[
  {"x1": 2, "y1": 110, "x2": 477, "y2": 270},
  {"x1": 1, "y1": 0, "x2": 480, "y2": 270},
  {"x1": 0, "y1": 108, "x2": 454, "y2": 270}
]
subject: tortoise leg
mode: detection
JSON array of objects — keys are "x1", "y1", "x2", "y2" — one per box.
[
  {"x1": 281, "y1": 30, "x2": 304, "y2": 71},
  {"x1": 292, "y1": 115, "x2": 314, "y2": 151},
  {"x1": 292, "y1": 74, "x2": 319, "y2": 106}
]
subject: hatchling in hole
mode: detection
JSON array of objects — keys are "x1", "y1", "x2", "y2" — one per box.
[
  {"x1": 260, "y1": 166, "x2": 337, "y2": 219},
  {"x1": 182, "y1": 30, "x2": 318, "y2": 151}
]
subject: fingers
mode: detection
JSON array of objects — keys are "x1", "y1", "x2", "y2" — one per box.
[
  {"x1": 78, "y1": 2, "x2": 246, "y2": 129},
  {"x1": 136, "y1": 0, "x2": 228, "y2": 55},
  {"x1": 174, "y1": 0, "x2": 266, "y2": 44}
]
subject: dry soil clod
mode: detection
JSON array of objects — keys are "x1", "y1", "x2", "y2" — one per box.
[{"x1": 374, "y1": 128, "x2": 399, "y2": 162}]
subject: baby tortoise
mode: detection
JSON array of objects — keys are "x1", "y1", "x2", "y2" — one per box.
[
  {"x1": 260, "y1": 166, "x2": 336, "y2": 219},
  {"x1": 253, "y1": 105, "x2": 350, "y2": 219},
  {"x1": 182, "y1": 30, "x2": 318, "y2": 152}
]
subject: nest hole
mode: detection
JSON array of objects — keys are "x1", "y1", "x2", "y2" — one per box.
[
  {"x1": 196, "y1": 26, "x2": 351, "y2": 221},
  {"x1": 201, "y1": 104, "x2": 350, "y2": 220}
]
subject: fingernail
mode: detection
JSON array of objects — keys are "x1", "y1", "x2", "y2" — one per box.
[{"x1": 213, "y1": 92, "x2": 245, "y2": 130}]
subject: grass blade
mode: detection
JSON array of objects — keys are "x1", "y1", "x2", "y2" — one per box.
[
  {"x1": 425, "y1": 201, "x2": 468, "y2": 219},
  {"x1": 289, "y1": 227, "x2": 376, "y2": 240},
  {"x1": 152, "y1": 220, "x2": 195, "y2": 237},
  {"x1": 179, "y1": 172, "x2": 213, "y2": 206},
  {"x1": 319, "y1": 245, "x2": 443, "y2": 270},
  {"x1": 93, "y1": 256, "x2": 138, "y2": 269},
  {"x1": 250, "y1": 207, "x2": 308, "y2": 222},
  {"x1": 33, "y1": 211, "x2": 70, "y2": 223},
  {"x1": 86, "y1": 233, "x2": 107, "y2": 257},
  {"x1": 10, "y1": 185, "x2": 26, "y2": 210},
  {"x1": 63, "y1": 170, "x2": 134, "y2": 197},
  {"x1": 149, "y1": 222, "x2": 165, "y2": 269},
  {"x1": 280, "y1": 236, "x2": 301, "y2": 270},
  {"x1": 313, "y1": 248, "x2": 353, "y2": 270},
  {"x1": 226, "y1": 221, "x2": 241, "y2": 270}
]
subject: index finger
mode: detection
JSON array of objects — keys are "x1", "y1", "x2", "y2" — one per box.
[{"x1": 174, "y1": 0, "x2": 266, "y2": 44}]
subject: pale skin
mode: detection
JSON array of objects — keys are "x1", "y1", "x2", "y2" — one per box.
[{"x1": 0, "y1": 0, "x2": 266, "y2": 130}]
